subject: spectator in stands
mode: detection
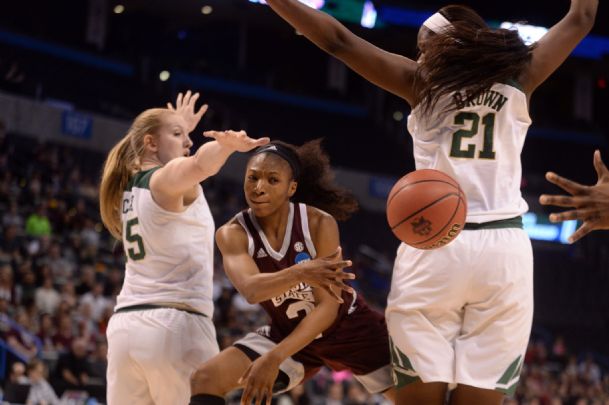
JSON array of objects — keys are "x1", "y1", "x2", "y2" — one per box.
[
  {"x1": 17, "y1": 268, "x2": 38, "y2": 308},
  {"x1": 25, "y1": 203, "x2": 52, "y2": 238},
  {"x1": 79, "y1": 281, "x2": 109, "y2": 322},
  {"x1": 0, "y1": 294, "x2": 11, "y2": 335},
  {"x1": 59, "y1": 281, "x2": 77, "y2": 308},
  {"x1": 0, "y1": 262, "x2": 15, "y2": 304},
  {"x1": 44, "y1": 242, "x2": 74, "y2": 287},
  {"x1": 8, "y1": 361, "x2": 29, "y2": 384},
  {"x1": 540, "y1": 150, "x2": 609, "y2": 243},
  {"x1": 53, "y1": 337, "x2": 91, "y2": 395},
  {"x1": 6, "y1": 308, "x2": 38, "y2": 360},
  {"x1": 74, "y1": 265, "x2": 95, "y2": 296},
  {"x1": 89, "y1": 340, "x2": 108, "y2": 384},
  {"x1": 52, "y1": 313, "x2": 74, "y2": 353},
  {"x1": 26, "y1": 358, "x2": 60, "y2": 405},
  {"x1": 37, "y1": 312, "x2": 57, "y2": 357},
  {"x1": 578, "y1": 354, "x2": 602, "y2": 385},
  {"x1": 35, "y1": 276, "x2": 61, "y2": 316},
  {"x1": 0, "y1": 224, "x2": 24, "y2": 261},
  {"x1": 3, "y1": 200, "x2": 24, "y2": 229}
]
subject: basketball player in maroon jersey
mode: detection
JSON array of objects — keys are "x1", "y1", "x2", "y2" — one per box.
[{"x1": 189, "y1": 140, "x2": 396, "y2": 405}]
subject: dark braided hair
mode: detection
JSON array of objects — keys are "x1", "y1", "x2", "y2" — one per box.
[{"x1": 415, "y1": 5, "x2": 534, "y2": 116}]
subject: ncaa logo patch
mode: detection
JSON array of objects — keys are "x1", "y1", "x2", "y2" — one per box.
[
  {"x1": 295, "y1": 252, "x2": 311, "y2": 264},
  {"x1": 294, "y1": 241, "x2": 304, "y2": 252}
]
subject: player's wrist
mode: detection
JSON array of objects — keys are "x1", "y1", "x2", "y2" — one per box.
[
  {"x1": 265, "y1": 349, "x2": 285, "y2": 365},
  {"x1": 288, "y1": 264, "x2": 303, "y2": 284}
]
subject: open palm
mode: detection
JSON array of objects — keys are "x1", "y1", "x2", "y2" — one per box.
[{"x1": 167, "y1": 90, "x2": 208, "y2": 133}]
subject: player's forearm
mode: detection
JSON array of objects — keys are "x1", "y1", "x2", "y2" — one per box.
[
  {"x1": 240, "y1": 266, "x2": 303, "y2": 304},
  {"x1": 265, "y1": 0, "x2": 351, "y2": 56},
  {"x1": 191, "y1": 140, "x2": 235, "y2": 180},
  {"x1": 269, "y1": 303, "x2": 338, "y2": 362},
  {"x1": 154, "y1": 140, "x2": 234, "y2": 196}
]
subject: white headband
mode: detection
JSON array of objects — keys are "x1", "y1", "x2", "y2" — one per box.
[{"x1": 423, "y1": 12, "x2": 452, "y2": 34}]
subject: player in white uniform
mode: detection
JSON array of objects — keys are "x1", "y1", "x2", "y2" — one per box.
[
  {"x1": 99, "y1": 91, "x2": 270, "y2": 405},
  {"x1": 262, "y1": 0, "x2": 598, "y2": 403}
]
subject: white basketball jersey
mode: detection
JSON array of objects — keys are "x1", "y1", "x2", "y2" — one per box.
[
  {"x1": 115, "y1": 167, "x2": 215, "y2": 317},
  {"x1": 407, "y1": 82, "x2": 531, "y2": 222}
]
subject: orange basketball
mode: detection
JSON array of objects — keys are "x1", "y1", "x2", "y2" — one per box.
[{"x1": 386, "y1": 169, "x2": 467, "y2": 249}]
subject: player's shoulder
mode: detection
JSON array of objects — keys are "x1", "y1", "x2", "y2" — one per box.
[
  {"x1": 304, "y1": 205, "x2": 338, "y2": 233},
  {"x1": 216, "y1": 216, "x2": 248, "y2": 243}
]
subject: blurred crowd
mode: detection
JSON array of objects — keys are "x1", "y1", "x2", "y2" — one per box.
[{"x1": 0, "y1": 121, "x2": 607, "y2": 404}]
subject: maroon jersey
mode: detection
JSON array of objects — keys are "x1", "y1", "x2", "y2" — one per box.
[
  {"x1": 236, "y1": 203, "x2": 361, "y2": 338},
  {"x1": 236, "y1": 203, "x2": 391, "y2": 380}
]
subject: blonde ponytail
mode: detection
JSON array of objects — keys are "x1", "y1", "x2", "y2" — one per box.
[{"x1": 99, "y1": 108, "x2": 167, "y2": 240}]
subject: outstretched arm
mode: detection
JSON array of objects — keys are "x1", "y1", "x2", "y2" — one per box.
[
  {"x1": 539, "y1": 150, "x2": 609, "y2": 243},
  {"x1": 521, "y1": 0, "x2": 598, "y2": 94},
  {"x1": 151, "y1": 130, "x2": 269, "y2": 203},
  {"x1": 265, "y1": 0, "x2": 418, "y2": 105},
  {"x1": 216, "y1": 220, "x2": 354, "y2": 304}
]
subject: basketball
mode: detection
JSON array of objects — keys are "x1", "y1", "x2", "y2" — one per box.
[{"x1": 386, "y1": 169, "x2": 467, "y2": 249}]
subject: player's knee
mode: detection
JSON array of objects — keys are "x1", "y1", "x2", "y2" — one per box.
[{"x1": 191, "y1": 366, "x2": 225, "y2": 396}]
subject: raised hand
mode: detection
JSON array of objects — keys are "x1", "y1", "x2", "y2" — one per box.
[
  {"x1": 291, "y1": 247, "x2": 355, "y2": 303},
  {"x1": 167, "y1": 90, "x2": 208, "y2": 133},
  {"x1": 539, "y1": 150, "x2": 609, "y2": 243},
  {"x1": 203, "y1": 130, "x2": 270, "y2": 153}
]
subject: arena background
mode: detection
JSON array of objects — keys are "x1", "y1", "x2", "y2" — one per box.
[{"x1": 0, "y1": 0, "x2": 607, "y2": 403}]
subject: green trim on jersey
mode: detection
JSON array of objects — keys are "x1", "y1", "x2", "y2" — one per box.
[
  {"x1": 126, "y1": 167, "x2": 161, "y2": 192},
  {"x1": 500, "y1": 79, "x2": 525, "y2": 93},
  {"x1": 464, "y1": 216, "x2": 523, "y2": 230}
]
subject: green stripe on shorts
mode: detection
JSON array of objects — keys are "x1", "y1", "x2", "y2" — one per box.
[
  {"x1": 495, "y1": 355, "x2": 523, "y2": 395},
  {"x1": 389, "y1": 338, "x2": 420, "y2": 388}
]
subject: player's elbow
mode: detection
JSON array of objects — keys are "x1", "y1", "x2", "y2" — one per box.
[
  {"x1": 318, "y1": 25, "x2": 352, "y2": 57},
  {"x1": 240, "y1": 286, "x2": 262, "y2": 304},
  {"x1": 569, "y1": 7, "x2": 596, "y2": 33}
]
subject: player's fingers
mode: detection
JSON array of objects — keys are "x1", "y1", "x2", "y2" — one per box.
[
  {"x1": 190, "y1": 92, "x2": 200, "y2": 107},
  {"x1": 241, "y1": 385, "x2": 252, "y2": 405},
  {"x1": 539, "y1": 194, "x2": 579, "y2": 208},
  {"x1": 323, "y1": 285, "x2": 344, "y2": 303},
  {"x1": 331, "y1": 280, "x2": 354, "y2": 294},
  {"x1": 203, "y1": 130, "x2": 220, "y2": 139},
  {"x1": 251, "y1": 137, "x2": 270, "y2": 147},
  {"x1": 549, "y1": 208, "x2": 594, "y2": 223},
  {"x1": 593, "y1": 150, "x2": 609, "y2": 181},
  {"x1": 238, "y1": 364, "x2": 252, "y2": 386},
  {"x1": 195, "y1": 104, "x2": 209, "y2": 119},
  {"x1": 568, "y1": 222, "x2": 594, "y2": 244},
  {"x1": 254, "y1": 389, "x2": 265, "y2": 405},
  {"x1": 166, "y1": 102, "x2": 175, "y2": 111},
  {"x1": 333, "y1": 270, "x2": 356, "y2": 280},
  {"x1": 328, "y1": 259, "x2": 352, "y2": 270},
  {"x1": 265, "y1": 387, "x2": 273, "y2": 405},
  {"x1": 545, "y1": 172, "x2": 586, "y2": 195},
  {"x1": 183, "y1": 90, "x2": 192, "y2": 106},
  {"x1": 176, "y1": 92, "x2": 183, "y2": 108}
]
